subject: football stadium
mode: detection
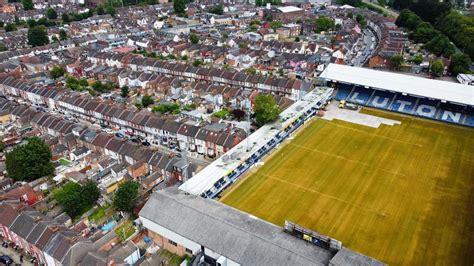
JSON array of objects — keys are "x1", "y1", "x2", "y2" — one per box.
[{"x1": 181, "y1": 64, "x2": 474, "y2": 265}]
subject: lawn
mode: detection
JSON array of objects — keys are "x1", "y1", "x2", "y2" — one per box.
[
  {"x1": 221, "y1": 108, "x2": 474, "y2": 265},
  {"x1": 114, "y1": 219, "x2": 137, "y2": 241},
  {"x1": 88, "y1": 204, "x2": 111, "y2": 224},
  {"x1": 58, "y1": 158, "x2": 71, "y2": 166}
]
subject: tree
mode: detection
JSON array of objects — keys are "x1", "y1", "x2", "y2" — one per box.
[
  {"x1": 5, "y1": 23, "x2": 17, "y2": 32},
  {"x1": 355, "y1": 14, "x2": 366, "y2": 27},
  {"x1": 390, "y1": 54, "x2": 404, "y2": 70},
  {"x1": 192, "y1": 60, "x2": 203, "y2": 67},
  {"x1": 208, "y1": 4, "x2": 224, "y2": 15},
  {"x1": 46, "y1": 8, "x2": 58, "y2": 20},
  {"x1": 232, "y1": 109, "x2": 246, "y2": 121},
  {"x1": 22, "y1": 0, "x2": 34, "y2": 10},
  {"x1": 53, "y1": 181, "x2": 100, "y2": 218},
  {"x1": 315, "y1": 16, "x2": 335, "y2": 33},
  {"x1": 62, "y1": 13, "x2": 70, "y2": 23},
  {"x1": 424, "y1": 35, "x2": 455, "y2": 58},
  {"x1": 152, "y1": 103, "x2": 180, "y2": 114},
  {"x1": 141, "y1": 94, "x2": 154, "y2": 107},
  {"x1": 0, "y1": 21, "x2": 4, "y2": 28},
  {"x1": 347, "y1": 12, "x2": 353, "y2": 19},
  {"x1": 121, "y1": 86, "x2": 130, "y2": 98},
  {"x1": 173, "y1": 0, "x2": 186, "y2": 16},
  {"x1": 270, "y1": 21, "x2": 283, "y2": 30},
  {"x1": 411, "y1": 22, "x2": 439, "y2": 43},
  {"x1": 6, "y1": 137, "x2": 54, "y2": 182},
  {"x1": 113, "y1": 181, "x2": 140, "y2": 213},
  {"x1": 105, "y1": 5, "x2": 116, "y2": 16},
  {"x1": 28, "y1": 26, "x2": 49, "y2": 47},
  {"x1": 430, "y1": 59, "x2": 444, "y2": 77},
  {"x1": 255, "y1": 0, "x2": 263, "y2": 6},
  {"x1": 395, "y1": 9, "x2": 422, "y2": 31},
  {"x1": 189, "y1": 33, "x2": 199, "y2": 44},
  {"x1": 59, "y1": 29, "x2": 67, "y2": 41},
  {"x1": 253, "y1": 94, "x2": 280, "y2": 126},
  {"x1": 449, "y1": 53, "x2": 471, "y2": 75},
  {"x1": 97, "y1": 6, "x2": 105, "y2": 15},
  {"x1": 49, "y1": 66, "x2": 65, "y2": 79},
  {"x1": 0, "y1": 141, "x2": 5, "y2": 152},
  {"x1": 0, "y1": 43, "x2": 7, "y2": 52}
]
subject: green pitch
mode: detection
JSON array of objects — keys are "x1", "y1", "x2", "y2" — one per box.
[{"x1": 221, "y1": 108, "x2": 474, "y2": 265}]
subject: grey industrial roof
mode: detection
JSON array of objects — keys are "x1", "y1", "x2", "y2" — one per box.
[
  {"x1": 320, "y1": 63, "x2": 474, "y2": 106},
  {"x1": 140, "y1": 188, "x2": 335, "y2": 266}
]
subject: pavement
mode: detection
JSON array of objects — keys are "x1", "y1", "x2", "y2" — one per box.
[
  {"x1": 322, "y1": 102, "x2": 401, "y2": 128},
  {"x1": 0, "y1": 242, "x2": 33, "y2": 266}
]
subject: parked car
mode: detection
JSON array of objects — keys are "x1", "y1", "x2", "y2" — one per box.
[
  {"x1": 115, "y1": 132, "x2": 125, "y2": 138},
  {"x1": 0, "y1": 255, "x2": 13, "y2": 265}
]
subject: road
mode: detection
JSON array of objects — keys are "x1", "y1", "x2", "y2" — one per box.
[
  {"x1": 346, "y1": 29, "x2": 376, "y2": 66},
  {"x1": 362, "y1": 0, "x2": 399, "y2": 18}
]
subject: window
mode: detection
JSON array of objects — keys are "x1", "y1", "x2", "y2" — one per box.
[
  {"x1": 185, "y1": 248, "x2": 193, "y2": 254},
  {"x1": 168, "y1": 239, "x2": 177, "y2": 246}
]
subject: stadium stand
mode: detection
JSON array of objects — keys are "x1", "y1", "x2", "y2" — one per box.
[{"x1": 322, "y1": 64, "x2": 474, "y2": 127}]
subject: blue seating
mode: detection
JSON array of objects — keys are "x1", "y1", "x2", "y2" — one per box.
[
  {"x1": 335, "y1": 84, "x2": 352, "y2": 101},
  {"x1": 438, "y1": 109, "x2": 466, "y2": 124},
  {"x1": 348, "y1": 86, "x2": 372, "y2": 105},
  {"x1": 464, "y1": 114, "x2": 474, "y2": 127},
  {"x1": 414, "y1": 99, "x2": 439, "y2": 119},
  {"x1": 367, "y1": 90, "x2": 395, "y2": 109},
  {"x1": 390, "y1": 95, "x2": 418, "y2": 114}
]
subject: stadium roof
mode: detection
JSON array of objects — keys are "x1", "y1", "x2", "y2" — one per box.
[
  {"x1": 140, "y1": 188, "x2": 385, "y2": 266},
  {"x1": 320, "y1": 64, "x2": 474, "y2": 106},
  {"x1": 277, "y1": 6, "x2": 303, "y2": 13}
]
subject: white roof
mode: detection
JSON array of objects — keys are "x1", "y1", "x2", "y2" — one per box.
[
  {"x1": 180, "y1": 88, "x2": 333, "y2": 196},
  {"x1": 277, "y1": 6, "x2": 303, "y2": 13},
  {"x1": 320, "y1": 64, "x2": 474, "y2": 106}
]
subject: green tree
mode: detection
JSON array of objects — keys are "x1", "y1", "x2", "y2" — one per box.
[
  {"x1": 424, "y1": 35, "x2": 455, "y2": 58},
  {"x1": 6, "y1": 137, "x2": 54, "y2": 182},
  {"x1": 356, "y1": 14, "x2": 366, "y2": 27},
  {"x1": 97, "y1": 6, "x2": 105, "y2": 15},
  {"x1": 0, "y1": 21, "x2": 4, "y2": 28},
  {"x1": 430, "y1": 59, "x2": 444, "y2": 77},
  {"x1": 22, "y1": 0, "x2": 34, "y2": 10},
  {"x1": 390, "y1": 54, "x2": 404, "y2": 70},
  {"x1": 192, "y1": 60, "x2": 203, "y2": 67},
  {"x1": 152, "y1": 103, "x2": 180, "y2": 114},
  {"x1": 5, "y1": 23, "x2": 17, "y2": 32},
  {"x1": 448, "y1": 53, "x2": 472, "y2": 75},
  {"x1": 62, "y1": 13, "x2": 70, "y2": 23},
  {"x1": 347, "y1": 12, "x2": 353, "y2": 19},
  {"x1": 395, "y1": 9, "x2": 422, "y2": 31},
  {"x1": 105, "y1": 5, "x2": 116, "y2": 16},
  {"x1": 315, "y1": 16, "x2": 335, "y2": 32},
  {"x1": 173, "y1": 0, "x2": 186, "y2": 16},
  {"x1": 255, "y1": 0, "x2": 263, "y2": 6},
  {"x1": 141, "y1": 94, "x2": 154, "y2": 107},
  {"x1": 59, "y1": 29, "x2": 67, "y2": 41},
  {"x1": 46, "y1": 8, "x2": 58, "y2": 20},
  {"x1": 112, "y1": 181, "x2": 140, "y2": 213},
  {"x1": 49, "y1": 66, "x2": 65, "y2": 79},
  {"x1": 412, "y1": 54, "x2": 423, "y2": 64},
  {"x1": 253, "y1": 94, "x2": 281, "y2": 126},
  {"x1": 270, "y1": 21, "x2": 283, "y2": 30},
  {"x1": 189, "y1": 33, "x2": 199, "y2": 44},
  {"x1": 0, "y1": 141, "x2": 5, "y2": 152},
  {"x1": 208, "y1": 4, "x2": 224, "y2": 15},
  {"x1": 411, "y1": 22, "x2": 439, "y2": 43},
  {"x1": 0, "y1": 43, "x2": 7, "y2": 51},
  {"x1": 28, "y1": 26, "x2": 49, "y2": 47},
  {"x1": 53, "y1": 181, "x2": 100, "y2": 218},
  {"x1": 121, "y1": 86, "x2": 130, "y2": 97}
]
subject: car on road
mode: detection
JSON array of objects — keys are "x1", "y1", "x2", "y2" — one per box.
[{"x1": 0, "y1": 255, "x2": 13, "y2": 265}]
